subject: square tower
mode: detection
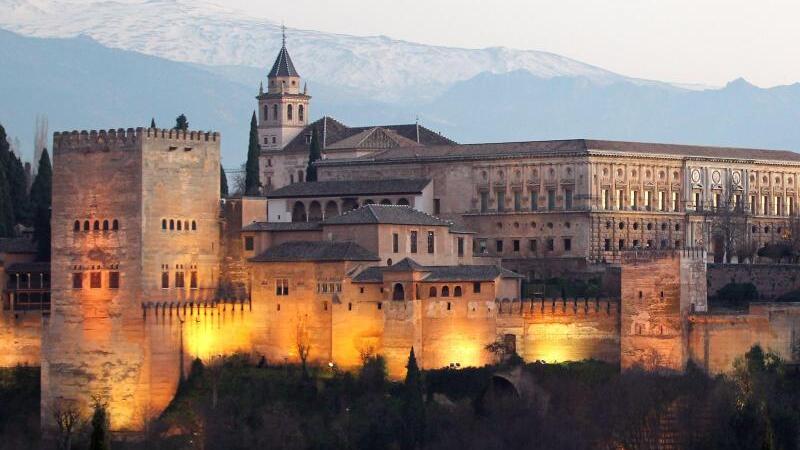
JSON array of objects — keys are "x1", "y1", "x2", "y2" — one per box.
[{"x1": 44, "y1": 127, "x2": 221, "y2": 432}]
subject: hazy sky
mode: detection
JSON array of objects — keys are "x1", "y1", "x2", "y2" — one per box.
[{"x1": 235, "y1": 0, "x2": 799, "y2": 88}]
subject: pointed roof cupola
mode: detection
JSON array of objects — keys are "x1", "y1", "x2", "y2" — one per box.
[{"x1": 268, "y1": 25, "x2": 300, "y2": 78}]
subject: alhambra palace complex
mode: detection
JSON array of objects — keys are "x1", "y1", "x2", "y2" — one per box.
[{"x1": 3, "y1": 38, "x2": 800, "y2": 433}]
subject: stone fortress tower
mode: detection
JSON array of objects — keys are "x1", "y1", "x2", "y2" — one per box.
[
  {"x1": 43, "y1": 127, "x2": 221, "y2": 431},
  {"x1": 257, "y1": 28, "x2": 311, "y2": 190}
]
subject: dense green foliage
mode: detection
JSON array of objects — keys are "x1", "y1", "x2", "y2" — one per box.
[
  {"x1": 174, "y1": 114, "x2": 189, "y2": 131},
  {"x1": 29, "y1": 149, "x2": 52, "y2": 260},
  {"x1": 0, "y1": 124, "x2": 25, "y2": 237},
  {"x1": 713, "y1": 282, "x2": 759, "y2": 308},
  {"x1": 305, "y1": 127, "x2": 321, "y2": 182},
  {"x1": 89, "y1": 401, "x2": 110, "y2": 450},
  {"x1": 245, "y1": 111, "x2": 261, "y2": 195},
  {"x1": 220, "y1": 165, "x2": 229, "y2": 198},
  {"x1": 0, "y1": 366, "x2": 40, "y2": 450}
]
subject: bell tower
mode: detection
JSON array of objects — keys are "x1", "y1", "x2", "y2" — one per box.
[{"x1": 257, "y1": 26, "x2": 311, "y2": 152}]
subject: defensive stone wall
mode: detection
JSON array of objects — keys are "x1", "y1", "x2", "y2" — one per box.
[
  {"x1": 0, "y1": 311, "x2": 42, "y2": 367},
  {"x1": 708, "y1": 263, "x2": 800, "y2": 300}
]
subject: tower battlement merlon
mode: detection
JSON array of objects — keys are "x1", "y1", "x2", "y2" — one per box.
[{"x1": 53, "y1": 127, "x2": 220, "y2": 153}]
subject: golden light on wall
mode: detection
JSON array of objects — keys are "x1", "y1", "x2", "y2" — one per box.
[{"x1": 182, "y1": 309, "x2": 255, "y2": 361}]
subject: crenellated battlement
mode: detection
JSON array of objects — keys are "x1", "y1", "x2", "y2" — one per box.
[
  {"x1": 53, "y1": 127, "x2": 220, "y2": 153},
  {"x1": 496, "y1": 297, "x2": 619, "y2": 316},
  {"x1": 619, "y1": 247, "x2": 707, "y2": 265}
]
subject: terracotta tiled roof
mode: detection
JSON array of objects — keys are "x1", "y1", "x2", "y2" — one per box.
[
  {"x1": 241, "y1": 221, "x2": 322, "y2": 232},
  {"x1": 351, "y1": 260, "x2": 522, "y2": 283},
  {"x1": 323, "y1": 205, "x2": 451, "y2": 227},
  {"x1": 266, "y1": 179, "x2": 430, "y2": 199},
  {"x1": 316, "y1": 139, "x2": 800, "y2": 165},
  {"x1": 250, "y1": 241, "x2": 379, "y2": 262}
]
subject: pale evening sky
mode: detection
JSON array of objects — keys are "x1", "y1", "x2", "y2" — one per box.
[{"x1": 233, "y1": 0, "x2": 799, "y2": 88}]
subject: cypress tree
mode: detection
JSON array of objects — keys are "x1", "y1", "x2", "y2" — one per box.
[
  {"x1": 174, "y1": 114, "x2": 189, "y2": 131},
  {"x1": 244, "y1": 111, "x2": 261, "y2": 195},
  {"x1": 401, "y1": 347, "x2": 425, "y2": 450},
  {"x1": 6, "y1": 151, "x2": 30, "y2": 226},
  {"x1": 150, "y1": 117, "x2": 156, "y2": 128},
  {"x1": 220, "y1": 165, "x2": 229, "y2": 198},
  {"x1": 306, "y1": 126, "x2": 321, "y2": 182},
  {"x1": 0, "y1": 164, "x2": 14, "y2": 238},
  {"x1": 30, "y1": 149, "x2": 52, "y2": 260},
  {"x1": 88, "y1": 400, "x2": 110, "y2": 450}
]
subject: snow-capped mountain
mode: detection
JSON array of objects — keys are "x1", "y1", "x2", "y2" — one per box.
[{"x1": 0, "y1": 0, "x2": 674, "y2": 102}]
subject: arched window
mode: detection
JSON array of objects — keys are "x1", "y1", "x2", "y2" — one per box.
[
  {"x1": 184, "y1": 220, "x2": 189, "y2": 231},
  {"x1": 102, "y1": 220, "x2": 109, "y2": 231},
  {"x1": 273, "y1": 104, "x2": 278, "y2": 120},
  {"x1": 364, "y1": 199, "x2": 375, "y2": 205},
  {"x1": 308, "y1": 201, "x2": 322, "y2": 221},
  {"x1": 112, "y1": 219, "x2": 119, "y2": 230},
  {"x1": 162, "y1": 219, "x2": 167, "y2": 230},
  {"x1": 392, "y1": 283, "x2": 405, "y2": 301},
  {"x1": 263, "y1": 104, "x2": 268, "y2": 120},
  {"x1": 93, "y1": 220, "x2": 100, "y2": 231},
  {"x1": 299, "y1": 104, "x2": 304, "y2": 121},
  {"x1": 287, "y1": 104, "x2": 293, "y2": 120},
  {"x1": 298, "y1": 170, "x2": 304, "y2": 183},
  {"x1": 292, "y1": 201, "x2": 307, "y2": 222},
  {"x1": 177, "y1": 221, "x2": 182, "y2": 231},
  {"x1": 380, "y1": 199, "x2": 392, "y2": 205},
  {"x1": 73, "y1": 221, "x2": 80, "y2": 232},
  {"x1": 324, "y1": 201, "x2": 339, "y2": 218},
  {"x1": 169, "y1": 219, "x2": 175, "y2": 230},
  {"x1": 342, "y1": 198, "x2": 359, "y2": 212},
  {"x1": 454, "y1": 286, "x2": 463, "y2": 297},
  {"x1": 83, "y1": 221, "x2": 90, "y2": 231},
  {"x1": 397, "y1": 198, "x2": 410, "y2": 206},
  {"x1": 387, "y1": 258, "x2": 393, "y2": 266},
  {"x1": 441, "y1": 286, "x2": 450, "y2": 297},
  {"x1": 429, "y1": 286, "x2": 437, "y2": 297},
  {"x1": 191, "y1": 221, "x2": 197, "y2": 231}
]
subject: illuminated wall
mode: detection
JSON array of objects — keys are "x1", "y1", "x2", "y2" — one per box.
[{"x1": 0, "y1": 311, "x2": 42, "y2": 367}]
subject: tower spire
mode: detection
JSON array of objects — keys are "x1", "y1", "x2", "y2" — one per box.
[{"x1": 282, "y1": 22, "x2": 286, "y2": 48}]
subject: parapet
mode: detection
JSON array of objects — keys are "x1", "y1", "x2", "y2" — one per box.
[
  {"x1": 53, "y1": 127, "x2": 220, "y2": 153},
  {"x1": 496, "y1": 297, "x2": 619, "y2": 316},
  {"x1": 619, "y1": 247, "x2": 707, "y2": 265}
]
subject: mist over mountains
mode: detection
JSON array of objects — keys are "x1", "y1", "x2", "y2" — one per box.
[{"x1": 1, "y1": 0, "x2": 800, "y2": 165}]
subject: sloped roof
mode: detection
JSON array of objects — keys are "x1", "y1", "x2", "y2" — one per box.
[
  {"x1": 268, "y1": 45, "x2": 299, "y2": 78},
  {"x1": 323, "y1": 205, "x2": 452, "y2": 227},
  {"x1": 315, "y1": 138, "x2": 800, "y2": 166},
  {"x1": 242, "y1": 221, "x2": 322, "y2": 232},
  {"x1": 5, "y1": 262, "x2": 49, "y2": 273},
  {"x1": 281, "y1": 116, "x2": 456, "y2": 154},
  {"x1": 250, "y1": 241, "x2": 379, "y2": 262},
  {"x1": 266, "y1": 179, "x2": 430, "y2": 199},
  {"x1": 350, "y1": 261, "x2": 523, "y2": 283},
  {"x1": 0, "y1": 238, "x2": 37, "y2": 254},
  {"x1": 325, "y1": 127, "x2": 421, "y2": 150}
]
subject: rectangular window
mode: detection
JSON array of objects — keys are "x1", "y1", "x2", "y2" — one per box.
[
  {"x1": 190, "y1": 271, "x2": 198, "y2": 289},
  {"x1": 529, "y1": 239, "x2": 538, "y2": 252},
  {"x1": 564, "y1": 189, "x2": 573, "y2": 210},
  {"x1": 427, "y1": 231, "x2": 435, "y2": 254},
  {"x1": 480, "y1": 191, "x2": 489, "y2": 213},
  {"x1": 433, "y1": 198, "x2": 441, "y2": 214},
  {"x1": 410, "y1": 231, "x2": 418, "y2": 253},
  {"x1": 244, "y1": 236, "x2": 254, "y2": 251},
  {"x1": 392, "y1": 233, "x2": 399, "y2": 253},
  {"x1": 789, "y1": 197, "x2": 795, "y2": 216},
  {"x1": 546, "y1": 238, "x2": 554, "y2": 251},
  {"x1": 496, "y1": 240, "x2": 504, "y2": 253},
  {"x1": 617, "y1": 189, "x2": 625, "y2": 209},
  {"x1": 478, "y1": 239, "x2": 487, "y2": 254},
  {"x1": 750, "y1": 195, "x2": 757, "y2": 213},
  {"x1": 774, "y1": 196, "x2": 782, "y2": 215},
  {"x1": 714, "y1": 193, "x2": 721, "y2": 208},
  {"x1": 497, "y1": 191, "x2": 505, "y2": 212},
  {"x1": 604, "y1": 239, "x2": 611, "y2": 251},
  {"x1": 457, "y1": 237, "x2": 464, "y2": 257},
  {"x1": 161, "y1": 272, "x2": 169, "y2": 289},
  {"x1": 601, "y1": 189, "x2": 609, "y2": 210},
  {"x1": 109, "y1": 271, "x2": 120, "y2": 289},
  {"x1": 276, "y1": 278, "x2": 289, "y2": 296},
  {"x1": 563, "y1": 238, "x2": 572, "y2": 252},
  {"x1": 659, "y1": 191, "x2": 666, "y2": 211},
  {"x1": 761, "y1": 195, "x2": 768, "y2": 215},
  {"x1": 531, "y1": 192, "x2": 538, "y2": 211},
  {"x1": 619, "y1": 239, "x2": 625, "y2": 250},
  {"x1": 672, "y1": 192, "x2": 680, "y2": 211},
  {"x1": 90, "y1": 272, "x2": 101, "y2": 289},
  {"x1": 547, "y1": 190, "x2": 556, "y2": 210},
  {"x1": 514, "y1": 191, "x2": 521, "y2": 211},
  {"x1": 733, "y1": 194, "x2": 741, "y2": 210},
  {"x1": 513, "y1": 239, "x2": 520, "y2": 252},
  {"x1": 175, "y1": 271, "x2": 185, "y2": 289},
  {"x1": 473, "y1": 282, "x2": 481, "y2": 293},
  {"x1": 694, "y1": 192, "x2": 702, "y2": 211},
  {"x1": 630, "y1": 190, "x2": 639, "y2": 209},
  {"x1": 644, "y1": 191, "x2": 652, "y2": 210},
  {"x1": 72, "y1": 273, "x2": 83, "y2": 289}
]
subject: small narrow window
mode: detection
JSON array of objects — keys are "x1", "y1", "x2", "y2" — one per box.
[
  {"x1": 427, "y1": 231, "x2": 435, "y2": 254},
  {"x1": 457, "y1": 237, "x2": 464, "y2": 257},
  {"x1": 93, "y1": 220, "x2": 100, "y2": 231},
  {"x1": 410, "y1": 231, "x2": 418, "y2": 253},
  {"x1": 184, "y1": 220, "x2": 189, "y2": 231},
  {"x1": 175, "y1": 272, "x2": 185, "y2": 288},
  {"x1": 112, "y1": 219, "x2": 119, "y2": 230},
  {"x1": 377, "y1": 302, "x2": 383, "y2": 310},
  {"x1": 102, "y1": 220, "x2": 109, "y2": 231},
  {"x1": 161, "y1": 272, "x2": 169, "y2": 289},
  {"x1": 244, "y1": 236, "x2": 254, "y2": 251},
  {"x1": 348, "y1": 302, "x2": 352, "y2": 311},
  {"x1": 429, "y1": 287, "x2": 437, "y2": 297},
  {"x1": 162, "y1": 219, "x2": 167, "y2": 230},
  {"x1": 109, "y1": 271, "x2": 120, "y2": 289},
  {"x1": 169, "y1": 219, "x2": 175, "y2": 230},
  {"x1": 90, "y1": 272, "x2": 101, "y2": 289},
  {"x1": 191, "y1": 221, "x2": 197, "y2": 231},
  {"x1": 190, "y1": 271, "x2": 198, "y2": 289},
  {"x1": 473, "y1": 282, "x2": 481, "y2": 293},
  {"x1": 447, "y1": 302, "x2": 451, "y2": 311},
  {"x1": 73, "y1": 221, "x2": 80, "y2": 232},
  {"x1": 442, "y1": 286, "x2": 450, "y2": 297},
  {"x1": 72, "y1": 273, "x2": 83, "y2": 289},
  {"x1": 392, "y1": 233, "x2": 399, "y2": 253},
  {"x1": 177, "y1": 221, "x2": 182, "y2": 231},
  {"x1": 83, "y1": 220, "x2": 90, "y2": 231},
  {"x1": 454, "y1": 286, "x2": 462, "y2": 297}
]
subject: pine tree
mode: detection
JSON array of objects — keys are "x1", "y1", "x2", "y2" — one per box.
[
  {"x1": 150, "y1": 117, "x2": 156, "y2": 128},
  {"x1": 244, "y1": 111, "x2": 261, "y2": 195},
  {"x1": 306, "y1": 126, "x2": 321, "y2": 182},
  {"x1": 401, "y1": 347, "x2": 425, "y2": 450},
  {"x1": 220, "y1": 164, "x2": 229, "y2": 198},
  {"x1": 88, "y1": 400, "x2": 110, "y2": 450},
  {"x1": 30, "y1": 149, "x2": 52, "y2": 260},
  {"x1": 174, "y1": 114, "x2": 189, "y2": 131}
]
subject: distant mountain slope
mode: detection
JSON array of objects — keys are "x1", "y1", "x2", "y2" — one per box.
[
  {"x1": 0, "y1": 0, "x2": 685, "y2": 103},
  {"x1": 425, "y1": 71, "x2": 800, "y2": 151}
]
